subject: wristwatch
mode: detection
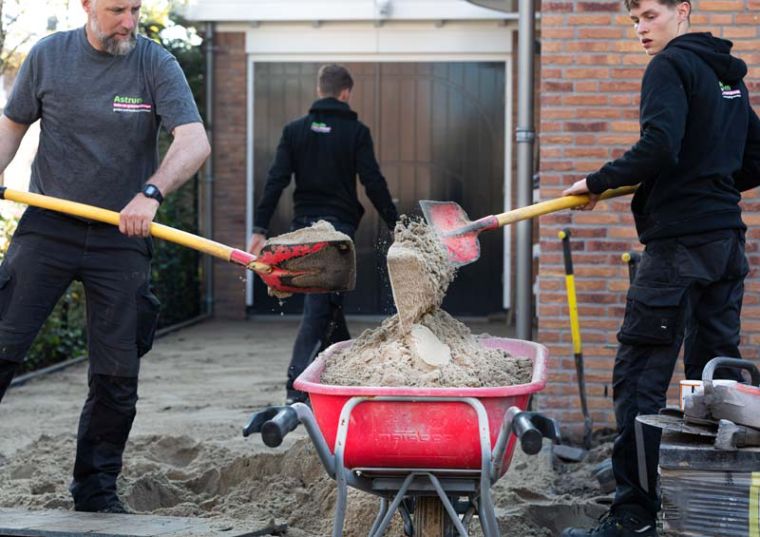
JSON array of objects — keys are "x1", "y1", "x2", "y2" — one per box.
[{"x1": 141, "y1": 184, "x2": 164, "y2": 205}]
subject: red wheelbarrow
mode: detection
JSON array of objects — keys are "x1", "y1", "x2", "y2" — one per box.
[{"x1": 243, "y1": 337, "x2": 559, "y2": 537}]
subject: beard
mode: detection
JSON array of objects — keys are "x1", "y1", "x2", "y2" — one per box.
[{"x1": 89, "y1": 16, "x2": 137, "y2": 56}]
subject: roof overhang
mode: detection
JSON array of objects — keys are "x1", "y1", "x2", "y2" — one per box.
[{"x1": 183, "y1": 1, "x2": 517, "y2": 22}]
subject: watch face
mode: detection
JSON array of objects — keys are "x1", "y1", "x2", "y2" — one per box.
[{"x1": 144, "y1": 185, "x2": 157, "y2": 196}]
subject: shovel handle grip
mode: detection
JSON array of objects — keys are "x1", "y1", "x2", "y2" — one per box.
[
  {"x1": 0, "y1": 187, "x2": 269, "y2": 272},
  {"x1": 495, "y1": 185, "x2": 637, "y2": 227}
]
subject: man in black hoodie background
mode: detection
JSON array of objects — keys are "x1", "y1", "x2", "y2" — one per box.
[
  {"x1": 249, "y1": 64, "x2": 398, "y2": 404},
  {"x1": 561, "y1": 1, "x2": 760, "y2": 536}
]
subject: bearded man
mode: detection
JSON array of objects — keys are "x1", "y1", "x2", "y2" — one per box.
[{"x1": 0, "y1": 0, "x2": 210, "y2": 513}]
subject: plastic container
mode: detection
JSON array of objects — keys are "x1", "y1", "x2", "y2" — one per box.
[{"x1": 294, "y1": 337, "x2": 547, "y2": 475}]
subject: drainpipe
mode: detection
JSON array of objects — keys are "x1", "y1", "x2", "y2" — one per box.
[
  {"x1": 515, "y1": 0, "x2": 536, "y2": 341},
  {"x1": 202, "y1": 21, "x2": 215, "y2": 316}
]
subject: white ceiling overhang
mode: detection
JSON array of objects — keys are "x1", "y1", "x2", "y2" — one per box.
[{"x1": 183, "y1": 0, "x2": 516, "y2": 23}]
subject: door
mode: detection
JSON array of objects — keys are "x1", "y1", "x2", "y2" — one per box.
[{"x1": 251, "y1": 62, "x2": 506, "y2": 316}]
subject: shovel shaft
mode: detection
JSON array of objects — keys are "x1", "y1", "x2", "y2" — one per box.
[
  {"x1": 0, "y1": 187, "x2": 270, "y2": 272},
  {"x1": 495, "y1": 185, "x2": 637, "y2": 227}
]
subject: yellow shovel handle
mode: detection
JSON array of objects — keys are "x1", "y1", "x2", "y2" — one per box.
[
  {"x1": 495, "y1": 185, "x2": 637, "y2": 227},
  {"x1": 1, "y1": 188, "x2": 268, "y2": 272}
]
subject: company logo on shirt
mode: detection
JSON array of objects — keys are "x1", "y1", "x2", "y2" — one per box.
[
  {"x1": 719, "y1": 81, "x2": 741, "y2": 100},
  {"x1": 310, "y1": 121, "x2": 332, "y2": 134},
  {"x1": 113, "y1": 95, "x2": 153, "y2": 113}
]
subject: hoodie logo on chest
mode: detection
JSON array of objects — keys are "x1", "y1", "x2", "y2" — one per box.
[
  {"x1": 719, "y1": 81, "x2": 741, "y2": 100},
  {"x1": 310, "y1": 121, "x2": 332, "y2": 134}
]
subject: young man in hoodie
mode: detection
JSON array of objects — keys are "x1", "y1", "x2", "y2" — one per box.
[
  {"x1": 248, "y1": 64, "x2": 398, "y2": 404},
  {"x1": 561, "y1": 1, "x2": 760, "y2": 536}
]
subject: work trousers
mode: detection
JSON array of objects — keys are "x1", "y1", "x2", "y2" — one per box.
[
  {"x1": 286, "y1": 216, "x2": 355, "y2": 393},
  {"x1": 611, "y1": 229, "x2": 748, "y2": 521},
  {"x1": 0, "y1": 208, "x2": 160, "y2": 511}
]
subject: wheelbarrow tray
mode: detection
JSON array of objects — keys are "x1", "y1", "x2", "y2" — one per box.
[{"x1": 294, "y1": 337, "x2": 547, "y2": 475}]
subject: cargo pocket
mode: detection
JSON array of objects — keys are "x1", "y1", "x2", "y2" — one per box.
[
  {"x1": 136, "y1": 286, "x2": 161, "y2": 358},
  {"x1": 0, "y1": 266, "x2": 11, "y2": 321},
  {"x1": 618, "y1": 285, "x2": 686, "y2": 346}
]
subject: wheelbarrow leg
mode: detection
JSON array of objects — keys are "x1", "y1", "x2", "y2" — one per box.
[
  {"x1": 427, "y1": 473, "x2": 468, "y2": 536},
  {"x1": 333, "y1": 467, "x2": 350, "y2": 537},
  {"x1": 477, "y1": 489, "x2": 500, "y2": 537},
  {"x1": 368, "y1": 497, "x2": 389, "y2": 537},
  {"x1": 371, "y1": 473, "x2": 416, "y2": 536}
]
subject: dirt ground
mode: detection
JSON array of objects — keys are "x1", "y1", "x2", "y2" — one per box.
[{"x1": 0, "y1": 318, "x2": 616, "y2": 536}]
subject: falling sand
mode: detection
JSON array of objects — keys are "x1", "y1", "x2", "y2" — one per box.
[{"x1": 386, "y1": 217, "x2": 455, "y2": 330}]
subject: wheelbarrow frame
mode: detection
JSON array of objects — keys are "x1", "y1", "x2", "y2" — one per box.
[{"x1": 246, "y1": 398, "x2": 558, "y2": 537}]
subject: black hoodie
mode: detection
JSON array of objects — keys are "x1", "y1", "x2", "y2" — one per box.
[
  {"x1": 586, "y1": 33, "x2": 760, "y2": 243},
  {"x1": 254, "y1": 98, "x2": 398, "y2": 233}
]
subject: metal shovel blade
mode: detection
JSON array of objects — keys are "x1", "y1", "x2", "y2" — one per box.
[
  {"x1": 419, "y1": 200, "x2": 484, "y2": 267},
  {"x1": 257, "y1": 239, "x2": 356, "y2": 294}
]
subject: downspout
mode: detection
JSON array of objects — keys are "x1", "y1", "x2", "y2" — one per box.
[
  {"x1": 202, "y1": 21, "x2": 215, "y2": 316},
  {"x1": 515, "y1": 0, "x2": 536, "y2": 340}
]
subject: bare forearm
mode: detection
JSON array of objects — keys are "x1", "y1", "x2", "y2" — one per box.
[
  {"x1": 146, "y1": 122, "x2": 210, "y2": 195},
  {"x1": 0, "y1": 116, "x2": 30, "y2": 186}
]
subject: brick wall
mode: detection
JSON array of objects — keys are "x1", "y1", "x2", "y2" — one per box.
[
  {"x1": 537, "y1": 0, "x2": 760, "y2": 437},
  {"x1": 212, "y1": 32, "x2": 248, "y2": 319}
]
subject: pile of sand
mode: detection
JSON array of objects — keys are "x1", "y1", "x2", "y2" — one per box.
[
  {"x1": 321, "y1": 309, "x2": 532, "y2": 388},
  {"x1": 0, "y1": 433, "x2": 613, "y2": 537}
]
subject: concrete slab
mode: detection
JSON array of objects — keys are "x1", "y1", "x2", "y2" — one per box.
[{"x1": 0, "y1": 508, "x2": 284, "y2": 537}]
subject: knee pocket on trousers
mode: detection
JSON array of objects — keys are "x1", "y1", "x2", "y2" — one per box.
[
  {"x1": 136, "y1": 285, "x2": 160, "y2": 358},
  {"x1": 618, "y1": 285, "x2": 686, "y2": 346}
]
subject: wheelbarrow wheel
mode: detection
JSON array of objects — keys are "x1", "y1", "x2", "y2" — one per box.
[{"x1": 413, "y1": 497, "x2": 456, "y2": 537}]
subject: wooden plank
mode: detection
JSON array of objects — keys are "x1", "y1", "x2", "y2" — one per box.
[{"x1": 0, "y1": 509, "x2": 274, "y2": 537}]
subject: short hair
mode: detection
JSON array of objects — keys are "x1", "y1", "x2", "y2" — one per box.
[
  {"x1": 624, "y1": 0, "x2": 690, "y2": 10},
  {"x1": 318, "y1": 64, "x2": 354, "y2": 98}
]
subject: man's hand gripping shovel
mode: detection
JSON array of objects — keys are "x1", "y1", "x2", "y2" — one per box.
[{"x1": 0, "y1": 187, "x2": 356, "y2": 295}]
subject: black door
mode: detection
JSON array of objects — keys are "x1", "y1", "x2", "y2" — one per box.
[{"x1": 251, "y1": 62, "x2": 506, "y2": 316}]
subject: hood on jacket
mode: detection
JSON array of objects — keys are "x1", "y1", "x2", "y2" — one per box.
[
  {"x1": 309, "y1": 97, "x2": 358, "y2": 119},
  {"x1": 666, "y1": 32, "x2": 747, "y2": 83}
]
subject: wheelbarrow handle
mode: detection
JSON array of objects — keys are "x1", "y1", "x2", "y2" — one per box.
[
  {"x1": 261, "y1": 406, "x2": 301, "y2": 448},
  {"x1": 242, "y1": 406, "x2": 301, "y2": 447},
  {"x1": 506, "y1": 406, "x2": 559, "y2": 455},
  {"x1": 0, "y1": 187, "x2": 269, "y2": 272}
]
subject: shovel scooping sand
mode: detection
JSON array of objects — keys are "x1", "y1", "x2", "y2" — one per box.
[{"x1": 259, "y1": 220, "x2": 356, "y2": 299}]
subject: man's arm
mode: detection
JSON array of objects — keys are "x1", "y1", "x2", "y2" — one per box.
[
  {"x1": 356, "y1": 127, "x2": 398, "y2": 230},
  {"x1": 0, "y1": 115, "x2": 31, "y2": 186},
  {"x1": 249, "y1": 128, "x2": 293, "y2": 254},
  {"x1": 734, "y1": 106, "x2": 760, "y2": 193},
  {"x1": 583, "y1": 56, "x2": 688, "y2": 196},
  {"x1": 119, "y1": 122, "x2": 210, "y2": 237}
]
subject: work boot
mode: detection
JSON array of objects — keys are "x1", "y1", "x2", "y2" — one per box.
[
  {"x1": 561, "y1": 511, "x2": 657, "y2": 537},
  {"x1": 285, "y1": 388, "x2": 309, "y2": 405},
  {"x1": 76, "y1": 498, "x2": 133, "y2": 515},
  {"x1": 97, "y1": 500, "x2": 133, "y2": 514}
]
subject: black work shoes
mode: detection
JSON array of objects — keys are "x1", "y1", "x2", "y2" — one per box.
[
  {"x1": 561, "y1": 511, "x2": 657, "y2": 537},
  {"x1": 285, "y1": 389, "x2": 309, "y2": 405},
  {"x1": 76, "y1": 499, "x2": 133, "y2": 515}
]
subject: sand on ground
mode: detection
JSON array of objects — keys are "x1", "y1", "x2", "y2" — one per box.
[{"x1": 0, "y1": 318, "x2": 626, "y2": 536}]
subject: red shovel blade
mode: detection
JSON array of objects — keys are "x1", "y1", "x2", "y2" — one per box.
[
  {"x1": 255, "y1": 239, "x2": 356, "y2": 294},
  {"x1": 420, "y1": 200, "x2": 496, "y2": 267}
]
